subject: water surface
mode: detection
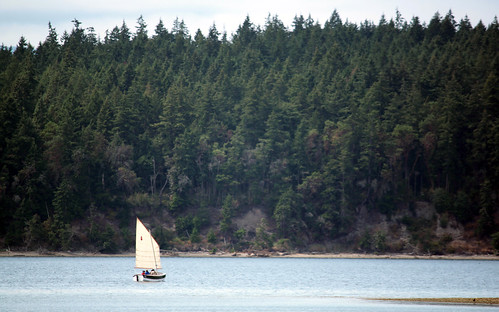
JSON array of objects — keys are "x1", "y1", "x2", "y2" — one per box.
[{"x1": 0, "y1": 257, "x2": 497, "y2": 311}]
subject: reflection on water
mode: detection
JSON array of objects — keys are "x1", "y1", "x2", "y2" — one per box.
[{"x1": 0, "y1": 257, "x2": 497, "y2": 311}]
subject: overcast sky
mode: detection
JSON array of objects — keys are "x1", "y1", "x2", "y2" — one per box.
[{"x1": 1, "y1": 0, "x2": 498, "y2": 48}]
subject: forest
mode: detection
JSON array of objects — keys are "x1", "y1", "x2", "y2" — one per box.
[{"x1": 1, "y1": 10, "x2": 498, "y2": 254}]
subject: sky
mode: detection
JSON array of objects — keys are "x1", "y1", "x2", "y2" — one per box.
[{"x1": 1, "y1": 0, "x2": 498, "y2": 48}]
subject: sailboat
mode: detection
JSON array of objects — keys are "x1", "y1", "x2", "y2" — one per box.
[{"x1": 133, "y1": 217, "x2": 166, "y2": 282}]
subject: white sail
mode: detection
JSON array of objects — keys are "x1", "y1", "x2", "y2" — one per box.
[{"x1": 135, "y1": 218, "x2": 162, "y2": 270}]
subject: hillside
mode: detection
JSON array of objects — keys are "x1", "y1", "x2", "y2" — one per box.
[{"x1": 0, "y1": 11, "x2": 498, "y2": 254}]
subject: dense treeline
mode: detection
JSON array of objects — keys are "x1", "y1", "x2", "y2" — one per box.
[{"x1": 1, "y1": 11, "x2": 498, "y2": 253}]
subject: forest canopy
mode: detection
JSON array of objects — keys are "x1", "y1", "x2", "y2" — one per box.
[{"x1": 1, "y1": 11, "x2": 498, "y2": 253}]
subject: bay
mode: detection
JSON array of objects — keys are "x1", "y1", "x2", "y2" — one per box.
[{"x1": 0, "y1": 257, "x2": 497, "y2": 311}]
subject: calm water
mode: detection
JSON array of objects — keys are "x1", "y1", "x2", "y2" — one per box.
[{"x1": 0, "y1": 257, "x2": 497, "y2": 311}]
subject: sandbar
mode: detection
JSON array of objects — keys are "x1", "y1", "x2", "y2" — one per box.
[{"x1": 372, "y1": 297, "x2": 499, "y2": 305}]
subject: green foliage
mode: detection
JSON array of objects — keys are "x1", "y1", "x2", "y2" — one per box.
[
  {"x1": 175, "y1": 215, "x2": 194, "y2": 240},
  {"x1": 452, "y1": 191, "x2": 473, "y2": 223},
  {"x1": 169, "y1": 193, "x2": 185, "y2": 214},
  {"x1": 373, "y1": 231, "x2": 386, "y2": 253},
  {"x1": 359, "y1": 230, "x2": 386, "y2": 253},
  {"x1": 274, "y1": 238, "x2": 293, "y2": 252},
  {"x1": 233, "y1": 228, "x2": 249, "y2": 251},
  {"x1": 432, "y1": 188, "x2": 452, "y2": 214},
  {"x1": 220, "y1": 194, "x2": 236, "y2": 236},
  {"x1": 401, "y1": 216, "x2": 448, "y2": 254},
  {"x1": 88, "y1": 221, "x2": 119, "y2": 253},
  {"x1": 24, "y1": 214, "x2": 45, "y2": 249},
  {"x1": 492, "y1": 232, "x2": 499, "y2": 253},
  {"x1": 1, "y1": 12, "x2": 498, "y2": 252},
  {"x1": 254, "y1": 218, "x2": 273, "y2": 250},
  {"x1": 273, "y1": 187, "x2": 302, "y2": 238},
  {"x1": 190, "y1": 228, "x2": 201, "y2": 243},
  {"x1": 153, "y1": 227, "x2": 175, "y2": 249},
  {"x1": 377, "y1": 192, "x2": 396, "y2": 219},
  {"x1": 476, "y1": 180, "x2": 497, "y2": 238},
  {"x1": 207, "y1": 229, "x2": 217, "y2": 245},
  {"x1": 359, "y1": 231, "x2": 372, "y2": 251},
  {"x1": 100, "y1": 226, "x2": 118, "y2": 253},
  {"x1": 43, "y1": 217, "x2": 72, "y2": 250}
]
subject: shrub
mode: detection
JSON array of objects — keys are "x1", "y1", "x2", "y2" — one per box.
[
  {"x1": 492, "y1": 232, "x2": 499, "y2": 253},
  {"x1": 190, "y1": 228, "x2": 201, "y2": 244},
  {"x1": 175, "y1": 215, "x2": 194, "y2": 239},
  {"x1": 274, "y1": 238, "x2": 293, "y2": 252},
  {"x1": 432, "y1": 188, "x2": 452, "y2": 213},
  {"x1": 373, "y1": 231, "x2": 386, "y2": 253},
  {"x1": 359, "y1": 231, "x2": 372, "y2": 252},
  {"x1": 207, "y1": 229, "x2": 217, "y2": 245},
  {"x1": 452, "y1": 191, "x2": 472, "y2": 223}
]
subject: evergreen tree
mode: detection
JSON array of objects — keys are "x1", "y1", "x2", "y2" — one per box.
[{"x1": 1, "y1": 12, "x2": 498, "y2": 253}]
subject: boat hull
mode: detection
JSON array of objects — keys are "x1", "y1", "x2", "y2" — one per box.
[{"x1": 134, "y1": 272, "x2": 166, "y2": 282}]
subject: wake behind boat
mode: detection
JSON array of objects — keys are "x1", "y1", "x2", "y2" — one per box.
[{"x1": 133, "y1": 217, "x2": 166, "y2": 282}]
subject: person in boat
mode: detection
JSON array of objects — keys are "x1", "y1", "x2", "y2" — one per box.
[
  {"x1": 142, "y1": 270, "x2": 145, "y2": 276},
  {"x1": 151, "y1": 269, "x2": 156, "y2": 275},
  {"x1": 145, "y1": 270, "x2": 150, "y2": 275}
]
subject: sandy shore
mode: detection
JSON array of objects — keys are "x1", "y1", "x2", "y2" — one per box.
[
  {"x1": 372, "y1": 298, "x2": 499, "y2": 305},
  {"x1": 1, "y1": 250, "x2": 498, "y2": 260}
]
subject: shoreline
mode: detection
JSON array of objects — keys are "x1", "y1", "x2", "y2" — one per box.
[{"x1": 1, "y1": 250, "x2": 498, "y2": 260}]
